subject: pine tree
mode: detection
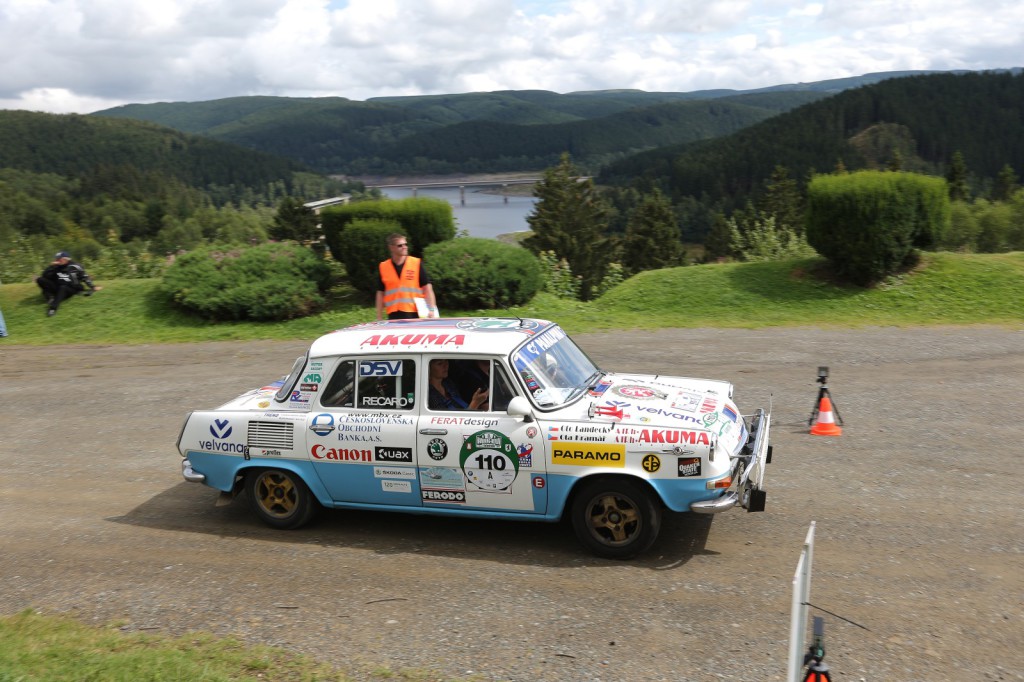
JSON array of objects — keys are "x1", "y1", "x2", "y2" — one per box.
[
  {"x1": 946, "y1": 151, "x2": 970, "y2": 202},
  {"x1": 703, "y1": 212, "x2": 736, "y2": 262},
  {"x1": 757, "y1": 165, "x2": 804, "y2": 234},
  {"x1": 992, "y1": 164, "x2": 1019, "y2": 201},
  {"x1": 270, "y1": 197, "x2": 318, "y2": 243},
  {"x1": 621, "y1": 189, "x2": 684, "y2": 275},
  {"x1": 524, "y1": 154, "x2": 613, "y2": 300}
]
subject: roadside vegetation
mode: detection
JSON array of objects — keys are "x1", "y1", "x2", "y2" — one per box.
[
  {"x1": 2, "y1": 251, "x2": 1022, "y2": 345},
  {"x1": 0, "y1": 609, "x2": 461, "y2": 682}
]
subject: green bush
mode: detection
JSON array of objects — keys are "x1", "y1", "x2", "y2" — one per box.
[
  {"x1": 161, "y1": 243, "x2": 331, "y2": 321},
  {"x1": 334, "y1": 218, "x2": 403, "y2": 297},
  {"x1": 941, "y1": 200, "x2": 981, "y2": 251},
  {"x1": 537, "y1": 250, "x2": 581, "y2": 299},
  {"x1": 425, "y1": 238, "x2": 542, "y2": 309},
  {"x1": 806, "y1": 171, "x2": 950, "y2": 285},
  {"x1": 320, "y1": 197, "x2": 455, "y2": 263}
]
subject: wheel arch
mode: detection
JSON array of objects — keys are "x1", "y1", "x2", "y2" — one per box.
[
  {"x1": 561, "y1": 472, "x2": 665, "y2": 521},
  {"x1": 232, "y1": 460, "x2": 333, "y2": 508}
]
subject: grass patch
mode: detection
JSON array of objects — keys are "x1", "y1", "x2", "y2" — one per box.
[
  {"x1": 1, "y1": 252, "x2": 1022, "y2": 345},
  {"x1": 0, "y1": 610, "x2": 477, "y2": 682},
  {"x1": 0, "y1": 610, "x2": 345, "y2": 681}
]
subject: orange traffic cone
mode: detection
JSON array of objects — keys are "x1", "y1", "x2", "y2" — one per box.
[{"x1": 810, "y1": 395, "x2": 842, "y2": 436}]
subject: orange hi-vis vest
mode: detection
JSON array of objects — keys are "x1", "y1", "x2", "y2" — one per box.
[{"x1": 380, "y1": 256, "x2": 424, "y2": 315}]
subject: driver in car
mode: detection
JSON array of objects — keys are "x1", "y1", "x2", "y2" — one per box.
[{"x1": 428, "y1": 359, "x2": 488, "y2": 410}]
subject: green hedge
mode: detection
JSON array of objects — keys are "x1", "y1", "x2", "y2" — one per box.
[
  {"x1": 425, "y1": 238, "x2": 542, "y2": 309},
  {"x1": 320, "y1": 197, "x2": 455, "y2": 261},
  {"x1": 160, "y1": 243, "x2": 331, "y2": 321},
  {"x1": 335, "y1": 218, "x2": 403, "y2": 297},
  {"x1": 806, "y1": 171, "x2": 950, "y2": 285}
]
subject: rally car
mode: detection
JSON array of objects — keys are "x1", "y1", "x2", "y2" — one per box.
[{"x1": 177, "y1": 317, "x2": 772, "y2": 558}]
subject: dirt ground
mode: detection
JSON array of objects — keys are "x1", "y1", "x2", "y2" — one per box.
[{"x1": 1, "y1": 326, "x2": 1022, "y2": 681}]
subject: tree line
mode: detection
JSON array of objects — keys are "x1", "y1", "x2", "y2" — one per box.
[{"x1": 0, "y1": 112, "x2": 364, "y2": 284}]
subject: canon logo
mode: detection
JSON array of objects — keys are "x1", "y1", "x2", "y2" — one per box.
[{"x1": 311, "y1": 444, "x2": 371, "y2": 462}]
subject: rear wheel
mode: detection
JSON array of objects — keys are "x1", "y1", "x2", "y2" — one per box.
[
  {"x1": 245, "y1": 469, "x2": 317, "y2": 529},
  {"x1": 570, "y1": 479, "x2": 661, "y2": 559}
]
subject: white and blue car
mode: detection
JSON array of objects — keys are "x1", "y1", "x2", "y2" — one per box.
[{"x1": 177, "y1": 318, "x2": 773, "y2": 558}]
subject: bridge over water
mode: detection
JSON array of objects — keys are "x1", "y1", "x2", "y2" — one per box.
[{"x1": 366, "y1": 177, "x2": 541, "y2": 205}]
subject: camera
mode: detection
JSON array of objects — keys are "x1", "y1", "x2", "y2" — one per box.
[{"x1": 816, "y1": 366, "x2": 829, "y2": 384}]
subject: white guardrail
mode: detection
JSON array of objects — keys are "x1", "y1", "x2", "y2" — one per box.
[{"x1": 787, "y1": 521, "x2": 816, "y2": 682}]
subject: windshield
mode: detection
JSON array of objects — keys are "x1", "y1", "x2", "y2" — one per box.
[{"x1": 511, "y1": 325, "x2": 600, "y2": 408}]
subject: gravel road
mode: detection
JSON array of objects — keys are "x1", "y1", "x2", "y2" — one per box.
[{"x1": 1, "y1": 326, "x2": 1022, "y2": 681}]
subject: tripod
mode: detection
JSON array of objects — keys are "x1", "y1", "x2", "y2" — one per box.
[
  {"x1": 808, "y1": 380, "x2": 844, "y2": 427},
  {"x1": 802, "y1": 616, "x2": 833, "y2": 682}
]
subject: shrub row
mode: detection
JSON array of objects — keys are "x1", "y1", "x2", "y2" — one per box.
[{"x1": 161, "y1": 243, "x2": 331, "y2": 321}]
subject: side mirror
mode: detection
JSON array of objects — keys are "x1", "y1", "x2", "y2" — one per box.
[{"x1": 506, "y1": 396, "x2": 534, "y2": 423}]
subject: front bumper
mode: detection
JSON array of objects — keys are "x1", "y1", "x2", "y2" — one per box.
[
  {"x1": 688, "y1": 407, "x2": 772, "y2": 514},
  {"x1": 691, "y1": 491, "x2": 738, "y2": 513}
]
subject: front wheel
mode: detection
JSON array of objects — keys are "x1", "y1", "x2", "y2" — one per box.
[
  {"x1": 570, "y1": 479, "x2": 662, "y2": 559},
  {"x1": 245, "y1": 469, "x2": 317, "y2": 530}
]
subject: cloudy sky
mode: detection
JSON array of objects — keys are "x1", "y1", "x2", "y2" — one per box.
[{"x1": 1, "y1": 0, "x2": 1021, "y2": 114}]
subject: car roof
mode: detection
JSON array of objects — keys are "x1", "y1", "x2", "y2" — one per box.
[{"x1": 308, "y1": 317, "x2": 557, "y2": 359}]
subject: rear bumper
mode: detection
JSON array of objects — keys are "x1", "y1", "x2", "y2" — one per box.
[{"x1": 181, "y1": 458, "x2": 206, "y2": 483}]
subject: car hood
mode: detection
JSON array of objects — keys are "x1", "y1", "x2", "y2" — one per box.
[{"x1": 546, "y1": 372, "x2": 749, "y2": 456}]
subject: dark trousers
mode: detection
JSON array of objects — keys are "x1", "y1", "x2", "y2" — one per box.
[{"x1": 36, "y1": 277, "x2": 81, "y2": 312}]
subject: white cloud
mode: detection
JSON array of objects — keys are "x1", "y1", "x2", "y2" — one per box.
[{"x1": 0, "y1": 0, "x2": 1020, "y2": 113}]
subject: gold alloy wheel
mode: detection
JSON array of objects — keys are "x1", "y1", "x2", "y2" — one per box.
[
  {"x1": 252, "y1": 470, "x2": 300, "y2": 519},
  {"x1": 585, "y1": 492, "x2": 642, "y2": 546}
]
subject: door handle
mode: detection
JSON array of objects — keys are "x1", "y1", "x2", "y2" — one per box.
[{"x1": 419, "y1": 428, "x2": 448, "y2": 435}]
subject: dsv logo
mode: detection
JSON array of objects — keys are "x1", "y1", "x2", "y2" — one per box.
[{"x1": 359, "y1": 360, "x2": 403, "y2": 376}]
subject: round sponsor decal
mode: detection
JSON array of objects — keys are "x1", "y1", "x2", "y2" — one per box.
[
  {"x1": 641, "y1": 454, "x2": 661, "y2": 473},
  {"x1": 310, "y1": 413, "x2": 335, "y2": 436},
  {"x1": 427, "y1": 438, "x2": 448, "y2": 461},
  {"x1": 613, "y1": 385, "x2": 667, "y2": 400},
  {"x1": 526, "y1": 426, "x2": 538, "y2": 438},
  {"x1": 460, "y1": 429, "x2": 519, "y2": 491}
]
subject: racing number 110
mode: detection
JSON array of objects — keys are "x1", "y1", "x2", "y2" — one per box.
[{"x1": 473, "y1": 453, "x2": 507, "y2": 470}]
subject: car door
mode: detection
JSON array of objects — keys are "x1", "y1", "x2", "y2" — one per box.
[
  {"x1": 416, "y1": 356, "x2": 546, "y2": 513},
  {"x1": 306, "y1": 356, "x2": 421, "y2": 506}
]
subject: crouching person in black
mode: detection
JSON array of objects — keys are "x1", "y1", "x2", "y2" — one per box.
[{"x1": 36, "y1": 251, "x2": 102, "y2": 317}]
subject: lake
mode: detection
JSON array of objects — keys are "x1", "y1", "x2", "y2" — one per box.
[{"x1": 380, "y1": 185, "x2": 537, "y2": 239}]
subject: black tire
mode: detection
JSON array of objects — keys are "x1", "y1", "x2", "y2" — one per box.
[
  {"x1": 570, "y1": 478, "x2": 662, "y2": 559},
  {"x1": 245, "y1": 469, "x2": 317, "y2": 530}
]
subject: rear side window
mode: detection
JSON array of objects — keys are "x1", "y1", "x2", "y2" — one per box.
[
  {"x1": 320, "y1": 358, "x2": 418, "y2": 410},
  {"x1": 357, "y1": 359, "x2": 417, "y2": 410}
]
